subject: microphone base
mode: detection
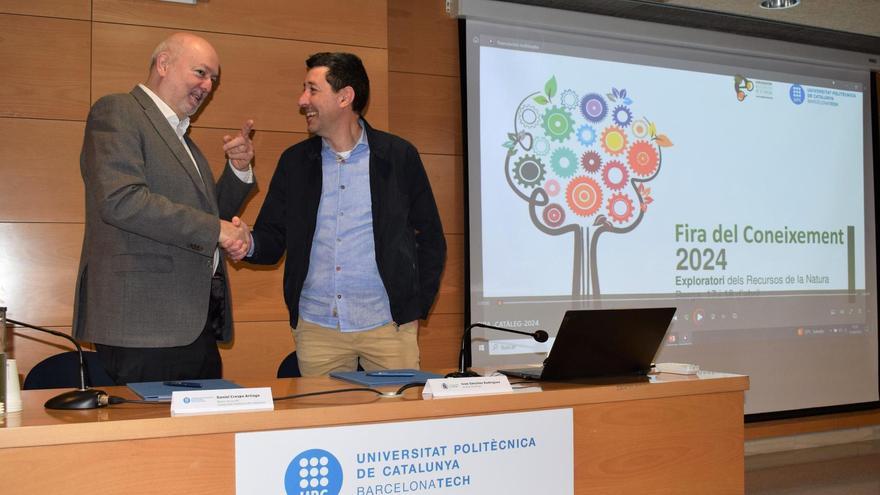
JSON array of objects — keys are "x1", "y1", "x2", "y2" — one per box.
[
  {"x1": 44, "y1": 389, "x2": 109, "y2": 410},
  {"x1": 445, "y1": 370, "x2": 482, "y2": 378}
]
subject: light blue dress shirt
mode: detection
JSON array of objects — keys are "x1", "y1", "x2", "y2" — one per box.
[{"x1": 299, "y1": 125, "x2": 393, "y2": 331}]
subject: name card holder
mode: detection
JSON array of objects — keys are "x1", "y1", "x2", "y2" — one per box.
[
  {"x1": 170, "y1": 387, "x2": 274, "y2": 417},
  {"x1": 422, "y1": 376, "x2": 513, "y2": 399}
]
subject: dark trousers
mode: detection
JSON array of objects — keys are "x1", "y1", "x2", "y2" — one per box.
[{"x1": 96, "y1": 272, "x2": 225, "y2": 385}]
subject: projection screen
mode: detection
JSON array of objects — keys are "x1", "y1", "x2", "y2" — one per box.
[{"x1": 458, "y1": 0, "x2": 879, "y2": 416}]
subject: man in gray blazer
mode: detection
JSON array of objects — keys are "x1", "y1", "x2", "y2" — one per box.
[{"x1": 74, "y1": 32, "x2": 255, "y2": 384}]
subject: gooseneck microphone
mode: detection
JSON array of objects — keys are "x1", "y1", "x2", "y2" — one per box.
[
  {"x1": 447, "y1": 323, "x2": 549, "y2": 378},
  {"x1": 7, "y1": 317, "x2": 109, "y2": 410}
]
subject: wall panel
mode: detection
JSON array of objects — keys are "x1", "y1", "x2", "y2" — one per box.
[
  {"x1": 0, "y1": 0, "x2": 90, "y2": 19},
  {"x1": 93, "y1": 0, "x2": 387, "y2": 49},
  {"x1": 91, "y1": 23, "x2": 389, "y2": 133},
  {"x1": 0, "y1": 223, "x2": 81, "y2": 327},
  {"x1": 0, "y1": 14, "x2": 90, "y2": 120},
  {"x1": 423, "y1": 154, "x2": 464, "y2": 235},
  {"x1": 0, "y1": 118, "x2": 85, "y2": 223},
  {"x1": 388, "y1": 71, "x2": 462, "y2": 156},
  {"x1": 219, "y1": 321, "x2": 294, "y2": 380},
  {"x1": 5, "y1": 326, "x2": 80, "y2": 388},
  {"x1": 225, "y1": 261, "x2": 288, "y2": 323},
  {"x1": 419, "y1": 312, "x2": 464, "y2": 370},
  {"x1": 389, "y1": 0, "x2": 459, "y2": 77},
  {"x1": 387, "y1": 1, "x2": 464, "y2": 370},
  {"x1": 432, "y1": 233, "x2": 464, "y2": 316}
]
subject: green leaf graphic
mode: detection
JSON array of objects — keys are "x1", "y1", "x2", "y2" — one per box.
[
  {"x1": 545, "y1": 76, "x2": 557, "y2": 99},
  {"x1": 533, "y1": 95, "x2": 549, "y2": 105}
]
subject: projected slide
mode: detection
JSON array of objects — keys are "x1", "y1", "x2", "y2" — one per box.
[
  {"x1": 464, "y1": 13, "x2": 877, "y2": 417},
  {"x1": 479, "y1": 46, "x2": 865, "y2": 299}
]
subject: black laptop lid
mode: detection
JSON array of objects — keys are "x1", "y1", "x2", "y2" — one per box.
[{"x1": 540, "y1": 307, "x2": 676, "y2": 380}]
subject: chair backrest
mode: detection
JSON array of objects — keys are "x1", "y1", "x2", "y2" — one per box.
[
  {"x1": 276, "y1": 351, "x2": 302, "y2": 378},
  {"x1": 23, "y1": 351, "x2": 115, "y2": 390}
]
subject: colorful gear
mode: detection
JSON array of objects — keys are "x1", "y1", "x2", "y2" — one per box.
[
  {"x1": 566, "y1": 176, "x2": 603, "y2": 217},
  {"x1": 542, "y1": 106, "x2": 575, "y2": 142},
  {"x1": 580, "y1": 93, "x2": 607, "y2": 123},
  {"x1": 533, "y1": 137, "x2": 551, "y2": 156},
  {"x1": 612, "y1": 105, "x2": 633, "y2": 128},
  {"x1": 518, "y1": 104, "x2": 540, "y2": 128},
  {"x1": 560, "y1": 89, "x2": 579, "y2": 110},
  {"x1": 542, "y1": 203, "x2": 566, "y2": 227},
  {"x1": 601, "y1": 160, "x2": 629, "y2": 191},
  {"x1": 600, "y1": 126, "x2": 628, "y2": 156},
  {"x1": 631, "y1": 119, "x2": 649, "y2": 138},
  {"x1": 544, "y1": 179, "x2": 561, "y2": 196},
  {"x1": 512, "y1": 154, "x2": 546, "y2": 188},
  {"x1": 550, "y1": 147, "x2": 579, "y2": 178},
  {"x1": 607, "y1": 193, "x2": 634, "y2": 224},
  {"x1": 580, "y1": 150, "x2": 602, "y2": 173},
  {"x1": 576, "y1": 124, "x2": 597, "y2": 147},
  {"x1": 627, "y1": 140, "x2": 660, "y2": 177}
]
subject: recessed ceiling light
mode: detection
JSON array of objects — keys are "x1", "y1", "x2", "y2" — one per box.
[{"x1": 760, "y1": 0, "x2": 800, "y2": 9}]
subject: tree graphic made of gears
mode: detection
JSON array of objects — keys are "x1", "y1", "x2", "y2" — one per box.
[{"x1": 502, "y1": 76, "x2": 673, "y2": 296}]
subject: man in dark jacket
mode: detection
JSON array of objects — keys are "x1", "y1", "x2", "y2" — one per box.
[{"x1": 245, "y1": 52, "x2": 446, "y2": 376}]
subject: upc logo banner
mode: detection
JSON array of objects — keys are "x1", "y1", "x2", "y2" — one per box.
[
  {"x1": 236, "y1": 409, "x2": 573, "y2": 494},
  {"x1": 789, "y1": 84, "x2": 805, "y2": 105},
  {"x1": 285, "y1": 449, "x2": 343, "y2": 495}
]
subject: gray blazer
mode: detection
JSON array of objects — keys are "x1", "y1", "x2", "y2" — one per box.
[{"x1": 73, "y1": 86, "x2": 254, "y2": 347}]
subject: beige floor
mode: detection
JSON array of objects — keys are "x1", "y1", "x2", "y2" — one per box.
[{"x1": 745, "y1": 440, "x2": 880, "y2": 494}]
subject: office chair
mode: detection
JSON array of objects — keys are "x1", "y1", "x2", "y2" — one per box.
[
  {"x1": 22, "y1": 351, "x2": 115, "y2": 390},
  {"x1": 276, "y1": 351, "x2": 302, "y2": 378}
]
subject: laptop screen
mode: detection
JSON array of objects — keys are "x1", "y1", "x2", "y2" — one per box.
[{"x1": 502, "y1": 307, "x2": 676, "y2": 381}]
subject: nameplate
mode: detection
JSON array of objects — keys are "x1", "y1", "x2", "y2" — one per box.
[
  {"x1": 170, "y1": 387, "x2": 274, "y2": 417},
  {"x1": 422, "y1": 376, "x2": 513, "y2": 399}
]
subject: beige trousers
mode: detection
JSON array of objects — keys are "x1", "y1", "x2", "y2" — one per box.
[{"x1": 292, "y1": 318, "x2": 420, "y2": 376}]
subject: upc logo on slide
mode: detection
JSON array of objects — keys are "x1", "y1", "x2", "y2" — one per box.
[
  {"x1": 789, "y1": 84, "x2": 805, "y2": 105},
  {"x1": 285, "y1": 449, "x2": 343, "y2": 495}
]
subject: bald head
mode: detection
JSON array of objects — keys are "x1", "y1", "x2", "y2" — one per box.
[
  {"x1": 149, "y1": 33, "x2": 215, "y2": 72},
  {"x1": 145, "y1": 33, "x2": 220, "y2": 118}
]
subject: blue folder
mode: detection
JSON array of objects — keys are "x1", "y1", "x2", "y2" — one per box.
[
  {"x1": 127, "y1": 379, "x2": 242, "y2": 401},
  {"x1": 329, "y1": 369, "x2": 442, "y2": 386}
]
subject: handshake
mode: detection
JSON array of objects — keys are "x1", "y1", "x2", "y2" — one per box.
[{"x1": 219, "y1": 216, "x2": 251, "y2": 262}]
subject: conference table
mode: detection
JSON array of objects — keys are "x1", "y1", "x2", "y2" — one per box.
[{"x1": 0, "y1": 371, "x2": 748, "y2": 494}]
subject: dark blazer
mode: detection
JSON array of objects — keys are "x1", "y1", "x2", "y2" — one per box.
[
  {"x1": 73, "y1": 86, "x2": 254, "y2": 347},
  {"x1": 247, "y1": 120, "x2": 446, "y2": 327}
]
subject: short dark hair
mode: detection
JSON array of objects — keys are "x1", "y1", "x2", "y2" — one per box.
[{"x1": 306, "y1": 52, "x2": 370, "y2": 114}]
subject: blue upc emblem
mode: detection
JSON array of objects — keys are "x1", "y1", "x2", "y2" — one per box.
[
  {"x1": 285, "y1": 449, "x2": 343, "y2": 495},
  {"x1": 789, "y1": 84, "x2": 805, "y2": 105}
]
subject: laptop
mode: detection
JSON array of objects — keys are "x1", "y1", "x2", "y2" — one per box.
[{"x1": 497, "y1": 307, "x2": 676, "y2": 381}]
